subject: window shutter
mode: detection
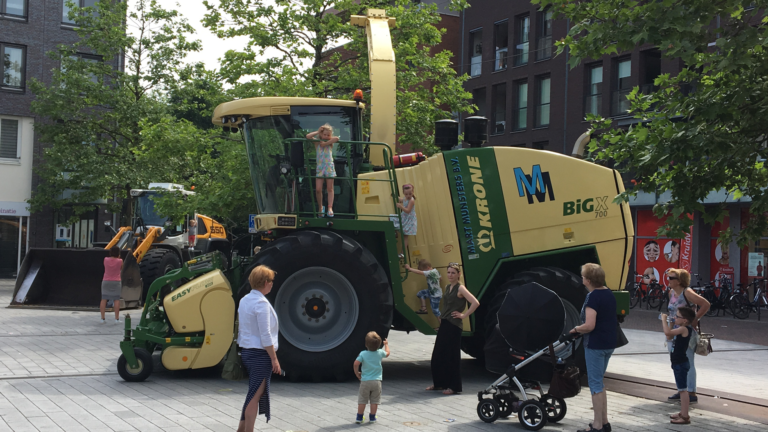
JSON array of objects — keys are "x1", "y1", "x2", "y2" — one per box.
[{"x1": 0, "y1": 119, "x2": 19, "y2": 159}]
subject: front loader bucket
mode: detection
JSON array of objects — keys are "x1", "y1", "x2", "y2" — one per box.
[
  {"x1": 12, "y1": 248, "x2": 109, "y2": 307},
  {"x1": 120, "y1": 252, "x2": 142, "y2": 308}
]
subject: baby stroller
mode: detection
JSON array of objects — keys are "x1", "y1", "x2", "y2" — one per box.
[{"x1": 476, "y1": 282, "x2": 582, "y2": 431}]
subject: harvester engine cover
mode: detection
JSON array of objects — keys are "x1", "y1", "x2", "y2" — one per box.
[{"x1": 161, "y1": 270, "x2": 235, "y2": 371}]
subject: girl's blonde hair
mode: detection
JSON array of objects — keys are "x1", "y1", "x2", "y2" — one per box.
[
  {"x1": 319, "y1": 123, "x2": 333, "y2": 133},
  {"x1": 403, "y1": 183, "x2": 415, "y2": 199}
]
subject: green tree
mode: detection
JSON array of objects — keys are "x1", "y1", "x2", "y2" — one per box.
[
  {"x1": 203, "y1": 0, "x2": 473, "y2": 153},
  {"x1": 29, "y1": 0, "x2": 211, "y2": 219},
  {"x1": 537, "y1": 0, "x2": 768, "y2": 245}
]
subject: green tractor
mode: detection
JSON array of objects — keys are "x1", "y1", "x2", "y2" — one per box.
[{"x1": 115, "y1": 10, "x2": 632, "y2": 382}]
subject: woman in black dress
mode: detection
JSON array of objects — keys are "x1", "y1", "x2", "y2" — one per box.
[{"x1": 426, "y1": 263, "x2": 480, "y2": 395}]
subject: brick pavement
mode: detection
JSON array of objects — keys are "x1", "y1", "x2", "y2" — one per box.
[{"x1": 0, "y1": 279, "x2": 766, "y2": 431}]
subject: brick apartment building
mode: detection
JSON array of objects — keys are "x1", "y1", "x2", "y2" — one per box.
[
  {"x1": 459, "y1": 0, "x2": 768, "y2": 288},
  {"x1": 0, "y1": 1, "x2": 122, "y2": 277}
]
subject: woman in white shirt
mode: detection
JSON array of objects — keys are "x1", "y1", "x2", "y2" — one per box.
[{"x1": 237, "y1": 265, "x2": 280, "y2": 432}]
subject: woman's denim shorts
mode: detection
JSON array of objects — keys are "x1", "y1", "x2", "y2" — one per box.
[{"x1": 585, "y1": 347, "x2": 614, "y2": 394}]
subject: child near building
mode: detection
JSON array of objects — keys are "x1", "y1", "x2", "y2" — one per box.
[
  {"x1": 306, "y1": 124, "x2": 339, "y2": 217},
  {"x1": 353, "y1": 332, "x2": 390, "y2": 424},
  {"x1": 661, "y1": 306, "x2": 696, "y2": 425},
  {"x1": 396, "y1": 184, "x2": 416, "y2": 252},
  {"x1": 405, "y1": 259, "x2": 442, "y2": 318}
]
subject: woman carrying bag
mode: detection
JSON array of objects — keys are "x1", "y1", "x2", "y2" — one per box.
[{"x1": 664, "y1": 269, "x2": 710, "y2": 404}]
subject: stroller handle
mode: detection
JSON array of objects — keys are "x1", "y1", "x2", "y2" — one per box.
[{"x1": 559, "y1": 332, "x2": 582, "y2": 343}]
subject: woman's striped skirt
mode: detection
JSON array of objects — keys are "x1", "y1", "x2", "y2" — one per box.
[{"x1": 241, "y1": 348, "x2": 272, "y2": 422}]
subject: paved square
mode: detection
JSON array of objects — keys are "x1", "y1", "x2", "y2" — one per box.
[{"x1": 1, "y1": 279, "x2": 766, "y2": 431}]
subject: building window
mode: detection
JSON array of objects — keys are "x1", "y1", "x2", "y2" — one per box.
[
  {"x1": 491, "y1": 83, "x2": 506, "y2": 135},
  {"x1": 61, "y1": 53, "x2": 103, "y2": 87},
  {"x1": 473, "y1": 87, "x2": 487, "y2": 118},
  {"x1": 533, "y1": 141, "x2": 548, "y2": 150},
  {"x1": 536, "y1": 8, "x2": 553, "y2": 61},
  {"x1": 612, "y1": 57, "x2": 632, "y2": 116},
  {"x1": 641, "y1": 49, "x2": 661, "y2": 94},
  {"x1": 1, "y1": 0, "x2": 27, "y2": 18},
  {"x1": 63, "y1": 0, "x2": 97, "y2": 26},
  {"x1": 585, "y1": 64, "x2": 603, "y2": 117},
  {"x1": 0, "y1": 118, "x2": 20, "y2": 159},
  {"x1": 513, "y1": 80, "x2": 527, "y2": 131},
  {"x1": 494, "y1": 21, "x2": 508, "y2": 71},
  {"x1": 513, "y1": 15, "x2": 529, "y2": 66},
  {"x1": 469, "y1": 29, "x2": 482, "y2": 77},
  {"x1": 1, "y1": 43, "x2": 25, "y2": 90},
  {"x1": 535, "y1": 75, "x2": 551, "y2": 127}
]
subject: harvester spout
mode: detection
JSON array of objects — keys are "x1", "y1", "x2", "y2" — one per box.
[{"x1": 350, "y1": 9, "x2": 396, "y2": 166}]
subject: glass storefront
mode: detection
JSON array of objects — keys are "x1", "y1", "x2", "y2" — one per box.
[{"x1": 0, "y1": 216, "x2": 28, "y2": 278}]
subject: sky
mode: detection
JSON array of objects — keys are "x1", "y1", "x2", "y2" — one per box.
[{"x1": 127, "y1": 0, "x2": 251, "y2": 71}]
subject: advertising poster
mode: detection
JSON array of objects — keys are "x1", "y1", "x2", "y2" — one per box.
[
  {"x1": 635, "y1": 210, "x2": 682, "y2": 287},
  {"x1": 748, "y1": 252, "x2": 764, "y2": 277},
  {"x1": 710, "y1": 217, "x2": 734, "y2": 287}
]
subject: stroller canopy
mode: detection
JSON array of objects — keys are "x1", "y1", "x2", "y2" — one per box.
[{"x1": 497, "y1": 282, "x2": 566, "y2": 352}]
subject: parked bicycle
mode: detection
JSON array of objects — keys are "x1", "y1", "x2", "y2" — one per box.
[
  {"x1": 646, "y1": 280, "x2": 666, "y2": 310},
  {"x1": 627, "y1": 273, "x2": 645, "y2": 309},
  {"x1": 730, "y1": 278, "x2": 768, "y2": 320},
  {"x1": 701, "y1": 276, "x2": 735, "y2": 317},
  {"x1": 628, "y1": 272, "x2": 664, "y2": 310}
]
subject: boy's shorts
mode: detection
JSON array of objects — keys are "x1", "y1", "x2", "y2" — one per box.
[
  {"x1": 358, "y1": 380, "x2": 382, "y2": 404},
  {"x1": 672, "y1": 362, "x2": 690, "y2": 392},
  {"x1": 416, "y1": 289, "x2": 441, "y2": 317}
]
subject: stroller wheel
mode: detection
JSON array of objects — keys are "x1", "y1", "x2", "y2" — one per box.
[
  {"x1": 518, "y1": 400, "x2": 548, "y2": 431},
  {"x1": 494, "y1": 394, "x2": 515, "y2": 418},
  {"x1": 541, "y1": 394, "x2": 567, "y2": 423},
  {"x1": 476, "y1": 399, "x2": 500, "y2": 423}
]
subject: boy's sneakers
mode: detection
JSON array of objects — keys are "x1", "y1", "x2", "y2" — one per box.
[
  {"x1": 355, "y1": 413, "x2": 364, "y2": 424},
  {"x1": 115, "y1": 319, "x2": 120, "y2": 324},
  {"x1": 369, "y1": 414, "x2": 377, "y2": 423},
  {"x1": 99, "y1": 319, "x2": 105, "y2": 324}
]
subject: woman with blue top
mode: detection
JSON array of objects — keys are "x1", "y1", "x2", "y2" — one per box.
[
  {"x1": 570, "y1": 263, "x2": 617, "y2": 432},
  {"x1": 237, "y1": 265, "x2": 280, "y2": 432}
]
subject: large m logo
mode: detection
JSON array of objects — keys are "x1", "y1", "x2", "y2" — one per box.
[{"x1": 513, "y1": 165, "x2": 555, "y2": 204}]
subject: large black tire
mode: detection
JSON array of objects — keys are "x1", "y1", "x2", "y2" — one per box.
[
  {"x1": 238, "y1": 230, "x2": 393, "y2": 382},
  {"x1": 139, "y1": 248, "x2": 182, "y2": 301},
  {"x1": 117, "y1": 348, "x2": 153, "y2": 382},
  {"x1": 483, "y1": 267, "x2": 588, "y2": 381}
]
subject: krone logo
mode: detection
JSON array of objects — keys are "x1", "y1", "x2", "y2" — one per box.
[{"x1": 477, "y1": 230, "x2": 495, "y2": 252}]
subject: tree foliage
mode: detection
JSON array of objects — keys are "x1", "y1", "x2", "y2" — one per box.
[
  {"x1": 537, "y1": 0, "x2": 768, "y2": 245},
  {"x1": 29, "y1": 0, "x2": 253, "y2": 231},
  {"x1": 203, "y1": 0, "x2": 473, "y2": 153}
]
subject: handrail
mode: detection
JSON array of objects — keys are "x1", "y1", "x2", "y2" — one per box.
[{"x1": 281, "y1": 138, "x2": 410, "y2": 281}]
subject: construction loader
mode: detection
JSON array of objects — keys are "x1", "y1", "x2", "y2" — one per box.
[
  {"x1": 115, "y1": 9, "x2": 632, "y2": 382},
  {"x1": 11, "y1": 183, "x2": 229, "y2": 308}
]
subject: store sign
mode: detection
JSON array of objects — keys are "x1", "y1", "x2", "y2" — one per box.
[
  {"x1": 679, "y1": 215, "x2": 694, "y2": 272},
  {"x1": 0, "y1": 201, "x2": 30, "y2": 217}
]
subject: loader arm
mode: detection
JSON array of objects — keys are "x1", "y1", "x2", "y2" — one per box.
[
  {"x1": 133, "y1": 227, "x2": 163, "y2": 262},
  {"x1": 105, "y1": 226, "x2": 131, "y2": 250}
]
